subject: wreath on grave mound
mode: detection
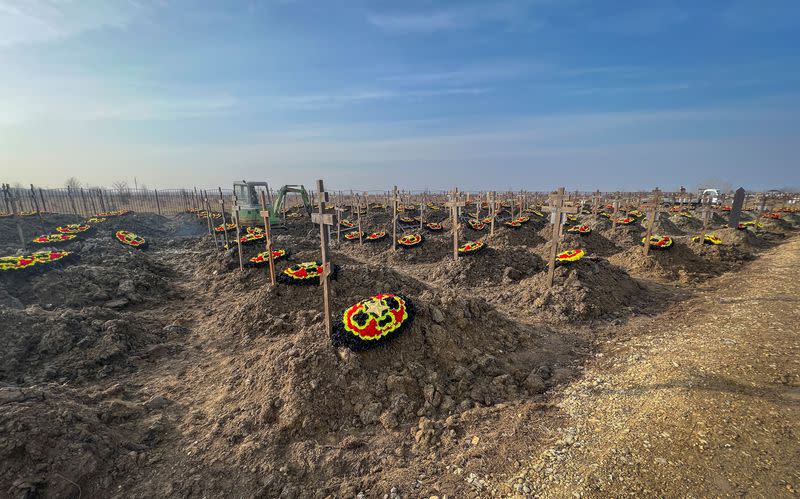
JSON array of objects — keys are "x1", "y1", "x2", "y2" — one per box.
[
  {"x1": 467, "y1": 219, "x2": 486, "y2": 231},
  {"x1": 615, "y1": 217, "x2": 635, "y2": 225},
  {"x1": 721, "y1": 206, "x2": 732, "y2": 212},
  {"x1": 56, "y1": 223, "x2": 91, "y2": 234},
  {"x1": 96, "y1": 210, "x2": 130, "y2": 217},
  {"x1": 278, "y1": 261, "x2": 337, "y2": 285},
  {"x1": 425, "y1": 222, "x2": 443, "y2": 232},
  {"x1": 286, "y1": 212, "x2": 304, "y2": 220},
  {"x1": 344, "y1": 231, "x2": 363, "y2": 241},
  {"x1": 677, "y1": 212, "x2": 693, "y2": 219},
  {"x1": 398, "y1": 216, "x2": 417, "y2": 225},
  {"x1": 397, "y1": 233, "x2": 423, "y2": 248},
  {"x1": 86, "y1": 217, "x2": 106, "y2": 223},
  {"x1": 32, "y1": 234, "x2": 76, "y2": 244},
  {"x1": 504, "y1": 220, "x2": 522, "y2": 229},
  {"x1": 515, "y1": 216, "x2": 530, "y2": 224},
  {"x1": 741, "y1": 221, "x2": 763, "y2": 229},
  {"x1": 0, "y1": 250, "x2": 74, "y2": 272},
  {"x1": 565, "y1": 214, "x2": 579, "y2": 223},
  {"x1": 458, "y1": 240, "x2": 486, "y2": 255},
  {"x1": 246, "y1": 226, "x2": 264, "y2": 234},
  {"x1": 599, "y1": 211, "x2": 611, "y2": 218},
  {"x1": 628, "y1": 210, "x2": 644, "y2": 218},
  {"x1": 365, "y1": 231, "x2": 387, "y2": 242},
  {"x1": 215, "y1": 223, "x2": 237, "y2": 232},
  {"x1": 526, "y1": 209, "x2": 545, "y2": 217},
  {"x1": 331, "y1": 293, "x2": 414, "y2": 351},
  {"x1": 481, "y1": 216, "x2": 494, "y2": 224},
  {"x1": 692, "y1": 234, "x2": 722, "y2": 245},
  {"x1": 340, "y1": 219, "x2": 355, "y2": 228},
  {"x1": 761, "y1": 213, "x2": 781, "y2": 219},
  {"x1": 641, "y1": 235, "x2": 673, "y2": 250},
  {"x1": 555, "y1": 248, "x2": 585, "y2": 265},
  {"x1": 115, "y1": 230, "x2": 147, "y2": 249},
  {"x1": 566, "y1": 225, "x2": 592, "y2": 235},
  {"x1": 247, "y1": 249, "x2": 289, "y2": 267},
  {"x1": 18, "y1": 211, "x2": 38, "y2": 216},
  {"x1": 238, "y1": 232, "x2": 266, "y2": 245}
]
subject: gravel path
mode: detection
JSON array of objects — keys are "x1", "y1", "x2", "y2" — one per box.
[{"x1": 514, "y1": 236, "x2": 800, "y2": 497}]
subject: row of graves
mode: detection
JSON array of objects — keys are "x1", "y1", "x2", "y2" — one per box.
[{"x1": 216, "y1": 180, "x2": 797, "y2": 350}]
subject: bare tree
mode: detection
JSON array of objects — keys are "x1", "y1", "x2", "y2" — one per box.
[
  {"x1": 112, "y1": 180, "x2": 130, "y2": 202},
  {"x1": 64, "y1": 177, "x2": 81, "y2": 189}
]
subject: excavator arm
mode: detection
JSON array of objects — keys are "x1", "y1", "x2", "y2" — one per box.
[{"x1": 272, "y1": 185, "x2": 312, "y2": 220}]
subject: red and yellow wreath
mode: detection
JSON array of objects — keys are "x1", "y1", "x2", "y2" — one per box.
[
  {"x1": 238, "y1": 232, "x2": 266, "y2": 245},
  {"x1": 425, "y1": 222, "x2": 443, "y2": 232},
  {"x1": 344, "y1": 231, "x2": 363, "y2": 241},
  {"x1": 340, "y1": 219, "x2": 355, "y2": 228},
  {"x1": 615, "y1": 217, "x2": 635, "y2": 225},
  {"x1": 1, "y1": 250, "x2": 73, "y2": 272},
  {"x1": 397, "y1": 233, "x2": 423, "y2": 248},
  {"x1": 278, "y1": 261, "x2": 336, "y2": 285},
  {"x1": 761, "y1": 213, "x2": 781, "y2": 219},
  {"x1": 86, "y1": 217, "x2": 106, "y2": 223},
  {"x1": 32, "y1": 234, "x2": 76, "y2": 244},
  {"x1": 556, "y1": 248, "x2": 585, "y2": 264},
  {"x1": 692, "y1": 234, "x2": 722, "y2": 245},
  {"x1": 504, "y1": 220, "x2": 522, "y2": 228},
  {"x1": 566, "y1": 224, "x2": 592, "y2": 235},
  {"x1": 56, "y1": 224, "x2": 91, "y2": 234},
  {"x1": 642, "y1": 235, "x2": 673, "y2": 249},
  {"x1": 458, "y1": 240, "x2": 486, "y2": 255},
  {"x1": 365, "y1": 231, "x2": 387, "y2": 241},
  {"x1": 115, "y1": 230, "x2": 147, "y2": 248},
  {"x1": 247, "y1": 249, "x2": 289, "y2": 266},
  {"x1": 398, "y1": 216, "x2": 416, "y2": 224},
  {"x1": 215, "y1": 223, "x2": 237, "y2": 232},
  {"x1": 332, "y1": 293, "x2": 414, "y2": 351},
  {"x1": 468, "y1": 219, "x2": 486, "y2": 231},
  {"x1": 628, "y1": 210, "x2": 644, "y2": 218}
]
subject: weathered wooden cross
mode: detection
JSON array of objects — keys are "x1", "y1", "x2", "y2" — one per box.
[
  {"x1": 591, "y1": 190, "x2": 601, "y2": 215},
  {"x1": 445, "y1": 188, "x2": 466, "y2": 260},
  {"x1": 641, "y1": 187, "x2": 662, "y2": 256},
  {"x1": 217, "y1": 188, "x2": 230, "y2": 249},
  {"x1": 488, "y1": 191, "x2": 497, "y2": 236},
  {"x1": 391, "y1": 186, "x2": 399, "y2": 251},
  {"x1": 232, "y1": 206, "x2": 244, "y2": 272},
  {"x1": 258, "y1": 191, "x2": 277, "y2": 286},
  {"x1": 542, "y1": 187, "x2": 579, "y2": 288},
  {"x1": 310, "y1": 180, "x2": 335, "y2": 337}
]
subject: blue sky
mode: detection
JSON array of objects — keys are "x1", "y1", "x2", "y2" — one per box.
[{"x1": 0, "y1": 0, "x2": 798, "y2": 191}]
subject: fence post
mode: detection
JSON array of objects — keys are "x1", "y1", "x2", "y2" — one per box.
[{"x1": 154, "y1": 189, "x2": 162, "y2": 215}]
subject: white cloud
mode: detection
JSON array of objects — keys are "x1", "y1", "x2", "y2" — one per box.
[{"x1": 0, "y1": 0, "x2": 146, "y2": 48}]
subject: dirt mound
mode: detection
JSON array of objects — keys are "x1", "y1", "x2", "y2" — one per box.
[
  {"x1": 669, "y1": 214, "x2": 702, "y2": 232},
  {"x1": 0, "y1": 214, "x2": 84, "y2": 252},
  {"x1": 608, "y1": 240, "x2": 722, "y2": 282},
  {"x1": 518, "y1": 257, "x2": 644, "y2": 322},
  {"x1": 655, "y1": 213, "x2": 685, "y2": 235}
]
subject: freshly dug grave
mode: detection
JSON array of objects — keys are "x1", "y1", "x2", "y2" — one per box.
[
  {"x1": 0, "y1": 214, "x2": 85, "y2": 252},
  {"x1": 104, "y1": 256, "x2": 586, "y2": 498},
  {"x1": 560, "y1": 231, "x2": 621, "y2": 257},
  {"x1": 608, "y1": 240, "x2": 724, "y2": 282},
  {"x1": 515, "y1": 257, "x2": 644, "y2": 323},
  {"x1": 669, "y1": 213, "x2": 702, "y2": 232},
  {"x1": 413, "y1": 245, "x2": 544, "y2": 287},
  {"x1": 1, "y1": 238, "x2": 180, "y2": 310}
]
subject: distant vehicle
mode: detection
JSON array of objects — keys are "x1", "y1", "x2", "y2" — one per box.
[{"x1": 698, "y1": 188, "x2": 722, "y2": 205}]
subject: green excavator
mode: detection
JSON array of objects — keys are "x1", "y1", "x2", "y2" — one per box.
[{"x1": 232, "y1": 181, "x2": 312, "y2": 226}]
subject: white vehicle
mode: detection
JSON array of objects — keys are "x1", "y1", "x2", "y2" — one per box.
[{"x1": 699, "y1": 188, "x2": 721, "y2": 205}]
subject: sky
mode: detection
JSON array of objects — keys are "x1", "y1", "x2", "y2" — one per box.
[{"x1": 0, "y1": 0, "x2": 798, "y2": 192}]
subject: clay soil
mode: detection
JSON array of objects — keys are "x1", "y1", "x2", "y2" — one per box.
[{"x1": 0, "y1": 207, "x2": 797, "y2": 498}]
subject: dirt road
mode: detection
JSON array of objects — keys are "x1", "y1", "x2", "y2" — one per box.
[{"x1": 513, "y1": 237, "x2": 800, "y2": 497}]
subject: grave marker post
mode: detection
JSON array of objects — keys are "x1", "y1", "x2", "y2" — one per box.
[
  {"x1": 445, "y1": 188, "x2": 466, "y2": 260},
  {"x1": 392, "y1": 186, "x2": 399, "y2": 251},
  {"x1": 542, "y1": 187, "x2": 579, "y2": 288},
  {"x1": 310, "y1": 180, "x2": 335, "y2": 338},
  {"x1": 641, "y1": 187, "x2": 662, "y2": 256},
  {"x1": 258, "y1": 191, "x2": 277, "y2": 286}
]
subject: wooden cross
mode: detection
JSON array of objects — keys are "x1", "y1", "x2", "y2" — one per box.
[
  {"x1": 419, "y1": 202, "x2": 425, "y2": 230},
  {"x1": 311, "y1": 179, "x2": 335, "y2": 337},
  {"x1": 641, "y1": 187, "x2": 662, "y2": 256},
  {"x1": 489, "y1": 191, "x2": 497, "y2": 236},
  {"x1": 334, "y1": 206, "x2": 346, "y2": 242},
  {"x1": 729, "y1": 187, "x2": 745, "y2": 227},
  {"x1": 217, "y1": 188, "x2": 230, "y2": 249},
  {"x1": 392, "y1": 186, "x2": 399, "y2": 251},
  {"x1": 445, "y1": 188, "x2": 466, "y2": 260},
  {"x1": 232, "y1": 207, "x2": 244, "y2": 271},
  {"x1": 591, "y1": 190, "x2": 601, "y2": 215},
  {"x1": 258, "y1": 191, "x2": 277, "y2": 286},
  {"x1": 700, "y1": 194, "x2": 712, "y2": 231},
  {"x1": 542, "y1": 187, "x2": 579, "y2": 288},
  {"x1": 357, "y1": 195, "x2": 364, "y2": 245}
]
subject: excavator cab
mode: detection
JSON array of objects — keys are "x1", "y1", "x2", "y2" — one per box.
[{"x1": 231, "y1": 181, "x2": 312, "y2": 226}]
